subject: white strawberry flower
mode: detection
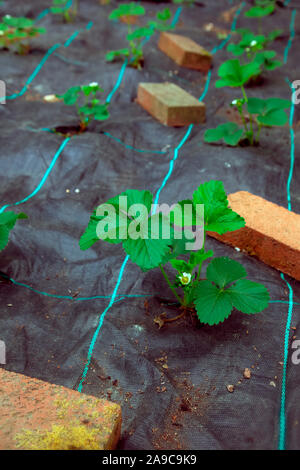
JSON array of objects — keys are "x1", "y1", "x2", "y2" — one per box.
[
  {"x1": 232, "y1": 99, "x2": 238, "y2": 106},
  {"x1": 250, "y1": 40, "x2": 257, "y2": 47},
  {"x1": 179, "y1": 272, "x2": 192, "y2": 286},
  {"x1": 89, "y1": 82, "x2": 98, "y2": 88}
]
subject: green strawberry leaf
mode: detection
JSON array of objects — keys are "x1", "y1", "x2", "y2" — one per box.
[
  {"x1": 94, "y1": 105, "x2": 110, "y2": 121},
  {"x1": 193, "y1": 281, "x2": 233, "y2": 325},
  {"x1": 0, "y1": 211, "x2": 27, "y2": 252},
  {"x1": 106, "y1": 48, "x2": 130, "y2": 62},
  {"x1": 257, "y1": 108, "x2": 288, "y2": 126},
  {"x1": 57, "y1": 86, "x2": 81, "y2": 105},
  {"x1": 0, "y1": 225, "x2": 9, "y2": 252},
  {"x1": 206, "y1": 257, "x2": 247, "y2": 289},
  {"x1": 170, "y1": 259, "x2": 191, "y2": 274},
  {"x1": 245, "y1": 5, "x2": 275, "y2": 18},
  {"x1": 109, "y1": 3, "x2": 145, "y2": 20},
  {"x1": 227, "y1": 279, "x2": 270, "y2": 313},
  {"x1": 157, "y1": 8, "x2": 171, "y2": 21},
  {"x1": 127, "y1": 27, "x2": 154, "y2": 41},
  {"x1": 123, "y1": 212, "x2": 172, "y2": 271},
  {"x1": 189, "y1": 249, "x2": 214, "y2": 269},
  {"x1": 80, "y1": 189, "x2": 154, "y2": 250},
  {"x1": 204, "y1": 122, "x2": 244, "y2": 146},
  {"x1": 192, "y1": 180, "x2": 245, "y2": 234},
  {"x1": 247, "y1": 97, "x2": 290, "y2": 126},
  {"x1": 215, "y1": 59, "x2": 261, "y2": 88}
]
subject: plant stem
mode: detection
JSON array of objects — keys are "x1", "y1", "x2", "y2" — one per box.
[
  {"x1": 240, "y1": 85, "x2": 255, "y2": 145},
  {"x1": 256, "y1": 123, "x2": 262, "y2": 144},
  {"x1": 241, "y1": 85, "x2": 248, "y2": 103},
  {"x1": 159, "y1": 264, "x2": 183, "y2": 305},
  {"x1": 249, "y1": 114, "x2": 254, "y2": 145},
  {"x1": 237, "y1": 107, "x2": 249, "y2": 133}
]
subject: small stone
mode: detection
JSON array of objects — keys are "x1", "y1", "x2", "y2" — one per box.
[
  {"x1": 227, "y1": 384, "x2": 234, "y2": 393},
  {"x1": 43, "y1": 94, "x2": 60, "y2": 103},
  {"x1": 74, "y1": 188, "x2": 80, "y2": 194},
  {"x1": 270, "y1": 381, "x2": 276, "y2": 388},
  {"x1": 243, "y1": 368, "x2": 251, "y2": 379}
]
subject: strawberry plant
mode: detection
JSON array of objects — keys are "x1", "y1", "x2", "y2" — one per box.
[
  {"x1": 106, "y1": 3, "x2": 173, "y2": 69},
  {"x1": 79, "y1": 181, "x2": 269, "y2": 326},
  {"x1": 244, "y1": 0, "x2": 276, "y2": 34},
  {"x1": 172, "y1": 0, "x2": 195, "y2": 4},
  {"x1": 56, "y1": 82, "x2": 110, "y2": 132},
  {"x1": 0, "y1": 211, "x2": 27, "y2": 254},
  {"x1": 50, "y1": 0, "x2": 78, "y2": 23},
  {"x1": 245, "y1": 0, "x2": 276, "y2": 18},
  {"x1": 227, "y1": 29, "x2": 282, "y2": 77},
  {"x1": 204, "y1": 59, "x2": 290, "y2": 146},
  {"x1": 0, "y1": 15, "x2": 46, "y2": 54}
]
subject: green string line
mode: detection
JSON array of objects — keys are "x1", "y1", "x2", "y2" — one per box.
[
  {"x1": 278, "y1": 77, "x2": 297, "y2": 450},
  {"x1": 3, "y1": 271, "x2": 300, "y2": 307},
  {"x1": 5, "y1": 276, "x2": 152, "y2": 302},
  {"x1": 102, "y1": 132, "x2": 168, "y2": 155},
  {"x1": 0, "y1": 138, "x2": 70, "y2": 214},
  {"x1": 279, "y1": 274, "x2": 294, "y2": 450},
  {"x1": 284, "y1": 9, "x2": 296, "y2": 64}
]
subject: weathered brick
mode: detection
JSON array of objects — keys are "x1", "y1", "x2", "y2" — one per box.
[
  {"x1": 158, "y1": 32, "x2": 212, "y2": 72},
  {"x1": 208, "y1": 191, "x2": 300, "y2": 281},
  {"x1": 137, "y1": 82, "x2": 205, "y2": 126},
  {"x1": 0, "y1": 368, "x2": 122, "y2": 450}
]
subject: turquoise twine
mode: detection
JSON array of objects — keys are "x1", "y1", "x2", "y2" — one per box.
[
  {"x1": 77, "y1": 255, "x2": 130, "y2": 392},
  {"x1": 278, "y1": 274, "x2": 294, "y2": 450},
  {"x1": 0, "y1": 138, "x2": 70, "y2": 214},
  {"x1": 3, "y1": 272, "x2": 300, "y2": 306},
  {"x1": 285, "y1": 78, "x2": 296, "y2": 212},
  {"x1": 77, "y1": 4, "x2": 245, "y2": 392},
  {"x1": 284, "y1": 9, "x2": 296, "y2": 64},
  {"x1": 6, "y1": 277, "x2": 152, "y2": 302},
  {"x1": 106, "y1": 60, "x2": 128, "y2": 104},
  {"x1": 102, "y1": 132, "x2": 167, "y2": 155},
  {"x1": 278, "y1": 79, "x2": 296, "y2": 451}
]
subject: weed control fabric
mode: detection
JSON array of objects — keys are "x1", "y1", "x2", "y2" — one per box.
[{"x1": 1, "y1": 0, "x2": 300, "y2": 450}]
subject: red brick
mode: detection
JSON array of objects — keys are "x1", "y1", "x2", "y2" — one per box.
[
  {"x1": 208, "y1": 191, "x2": 300, "y2": 281},
  {"x1": 137, "y1": 82, "x2": 205, "y2": 126},
  {"x1": 0, "y1": 368, "x2": 122, "y2": 450},
  {"x1": 158, "y1": 32, "x2": 212, "y2": 72}
]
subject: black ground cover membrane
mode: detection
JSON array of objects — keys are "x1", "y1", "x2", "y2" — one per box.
[{"x1": 0, "y1": 0, "x2": 300, "y2": 450}]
